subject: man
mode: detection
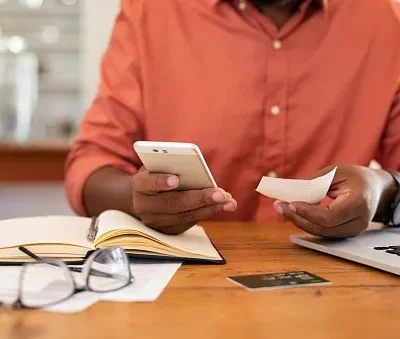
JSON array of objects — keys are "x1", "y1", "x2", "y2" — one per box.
[{"x1": 65, "y1": 0, "x2": 400, "y2": 238}]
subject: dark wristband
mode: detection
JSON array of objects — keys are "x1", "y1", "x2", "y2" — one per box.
[{"x1": 386, "y1": 171, "x2": 400, "y2": 227}]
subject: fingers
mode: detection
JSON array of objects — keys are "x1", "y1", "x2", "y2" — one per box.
[
  {"x1": 132, "y1": 167, "x2": 237, "y2": 234},
  {"x1": 288, "y1": 192, "x2": 364, "y2": 227},
  {"x1": 140, "y1": 203, "x2": 231, "y2": 234},
  {"x1": 154, "y1": 223, "x2": 195, "y2": 235},
  {"x1": 133, "y1": 171, "x2": 180, "y2": 193},
  {"x1": 134, "y1": 187, "x2": 236, "y2": 214},
  {"x1": 280, "y1": 201, "x2": 364, "y2": 237},
  {"x1": 277, "y1": 201, "x2": 326, "y2": 236},
  {"x1": 274, "y1": 199, "x2": 368, "y2": 238}
]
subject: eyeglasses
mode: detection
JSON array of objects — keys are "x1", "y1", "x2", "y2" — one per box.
[{"x1": 0, "y1": 246, "x2": 134, "y2": 310}]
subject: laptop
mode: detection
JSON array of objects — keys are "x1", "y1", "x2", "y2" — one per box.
[{"x1": 290, "y1": 223, "x2": 400, "y2": 276}]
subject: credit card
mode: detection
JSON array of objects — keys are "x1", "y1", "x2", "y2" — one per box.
[{"x1": 228, "y1": 271, "x2": 330, "y2": 291}]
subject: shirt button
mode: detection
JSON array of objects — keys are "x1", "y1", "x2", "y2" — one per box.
[
  {"x1": 268, "y1": 171, "x2": 278, "y2": 178},
  {"x1": 238, "y1": 1, "x2": 246, "y2": 10},
  {"x1": 273, "y1": 40, "x2": 282, "y2": 50},
  {"x1": 270, "y1": 105, "x2": 281, "y2": 116}
]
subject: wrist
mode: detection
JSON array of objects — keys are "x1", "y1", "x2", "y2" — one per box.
[
  {"x1": 374, "y1": 169, "x2": 398, "y2": 223},
  {"x1": 83, "y1": 166, "x2": 137, "y2": 217}
]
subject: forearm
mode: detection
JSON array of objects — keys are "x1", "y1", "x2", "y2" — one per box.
[
  {"x1": 373, "y1": 169, "x2": 398, "y2": 223},
  {"x1": 83, "y1": 166, "x2": 136, "y2": 217}
]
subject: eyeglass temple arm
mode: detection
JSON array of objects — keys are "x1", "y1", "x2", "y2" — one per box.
[
  {"x1": 18, "y1": 246, "x2": 41, "y2": 260},
  {"x1": 18, "y1": 246, "x2": 128, "y2": 280},
  {"x1": 19, "y1": 247, "x2": 84, "y2": 274}
]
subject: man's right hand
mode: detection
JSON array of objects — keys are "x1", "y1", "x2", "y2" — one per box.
[{"x1": 132, "y1": 167, "x2": 237, "y2": 234}]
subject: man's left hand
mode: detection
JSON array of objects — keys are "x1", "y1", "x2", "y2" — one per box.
[{"x1": 274, "y1": 164, "x2": 398, "y2": 238}]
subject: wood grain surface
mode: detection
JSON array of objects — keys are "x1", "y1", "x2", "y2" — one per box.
[{"x1": 1, "y1": 221, "x2": 399, "y2": 339}]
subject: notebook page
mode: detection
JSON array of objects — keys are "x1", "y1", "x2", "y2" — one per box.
[
  {"x1": 97, "y1": 210, "x2": 222, "y2": 259},
  {"x1": 0, "y1": 216, "x2": 93, "y2": 249},
  {"x1": 256, "y1": 167, "x2": 337, "y2": 204}
]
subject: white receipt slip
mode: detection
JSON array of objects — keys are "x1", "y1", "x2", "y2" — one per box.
[
  {"x1": 256, "y1": 167, "x2": 337, "y2": 204},
  {"x1": 0, "y1": 260, "x2": 182, "y2": 314}
]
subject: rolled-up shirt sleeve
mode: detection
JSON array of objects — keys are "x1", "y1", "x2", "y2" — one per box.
[
  {"x1": 65, "y1": 0, "x2": 144, "y2": 216},
  {"x1": 376, "y1": 84, "x2": 400, "y2": 171}
]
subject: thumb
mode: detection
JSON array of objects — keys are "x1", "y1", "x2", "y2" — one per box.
[{"x1": 138, "y1": 166, "x2": 148, "y2": 173}]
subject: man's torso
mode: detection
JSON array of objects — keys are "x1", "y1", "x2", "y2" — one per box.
[{"x1": 128, "y1": 0, "x2": 400, "y2": 220}]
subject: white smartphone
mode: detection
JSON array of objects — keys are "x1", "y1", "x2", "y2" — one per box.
[{"x1": 133, "y1": 141, "x2": 217, "y2": 190}]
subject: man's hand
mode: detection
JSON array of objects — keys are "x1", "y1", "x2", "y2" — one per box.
[
  {"x1": 273, "y1": 165, "x2": 398, "y2": 238},
  {"x1": 132, "y1": 167, "x2": 237, "y2": 235}
]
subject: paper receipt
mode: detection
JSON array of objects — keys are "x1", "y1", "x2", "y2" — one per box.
[{"x1": 256, "y1": 167, "x2": 337, "y2": 204}]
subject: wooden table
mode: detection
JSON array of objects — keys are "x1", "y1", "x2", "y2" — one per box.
[
  {"x1": 1, "y1": 222, "x2": 399, "y2": 339},
  {"x1": 0, "y1": 142, "x2": 70, "y2": 181}
]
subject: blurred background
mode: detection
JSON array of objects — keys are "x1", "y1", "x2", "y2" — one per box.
[
  {"x1": 0, "y1": 0, "x2": 382, "y2": 220},
  {"x1": 0, "y1": 0, "x2": 119, "y2": 219}
]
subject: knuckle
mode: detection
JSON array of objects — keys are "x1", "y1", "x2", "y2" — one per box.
[
  {"x1": 355, "y1": 193, "x2": 369, "y2": 211},
  {"x1": 363, "y1": 194, "x2": 376, "y2": 216},
  {"x1": 318, "y1": 209, "x2": 331, "y2": 226},
  {"x1": 177, "y1": 211, "x2": 196, "y2": 223},
  {"x1": 317, "y1": 213, "x2": 331, "y2": 227},
  {"x1": 139, "y1": 214, "x2": 152, "y2": 226},
  {"x1": 160, "y1": 225, "x2": 193, "y2": 235},
  {"x1": 213, "y1": 204, "x2": 223, "y2": 213},
  {"x1": 149, "y1": 176, "x2": 160, "y2": 191},
  {"x1": 198, "y1": 192, "x2": 208, "y2": 206},
  {"x1": 295, "y1": 208, "x2": 306, "y2": 218},
  {"x1": 132, "y1": 173, "x2": 142, "y2": 191},
  {"x1": 155, "y1": 175, "x2": 165, "y2": 188},
  {"x1": 133, "y1": 201, "x2": 146, "y2": 214},
  {"x1": 311, "y1": 223, "x2": 323, "y2": 236},
  {"x1": 163, "y1": 193, "x2": 185, "y2": 213},
  {"x1": 160, "y1": 228, "x2": 181, "y2": 235},
  {"x1": 142, "y1": 215, "x2": 162, "y2": 230}
]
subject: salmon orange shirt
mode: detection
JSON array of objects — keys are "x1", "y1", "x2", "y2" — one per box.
[{"x1": 65, "y1": 0, "x2": 400, "y2": 221}]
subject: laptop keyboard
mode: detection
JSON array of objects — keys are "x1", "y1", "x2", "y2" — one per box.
[{"x1": 374, "y1": 246, "x2": 400, "y2": 255}]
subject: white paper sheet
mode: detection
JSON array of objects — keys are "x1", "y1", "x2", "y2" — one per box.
[
  {"x1": 0, "y1": 260, "x2": 182, "y2": 313},
  {"x1": 100, "y1": 260, "x2": 182, "y2": 302},
  {"x1": 256, "y1": 167, "x2": 337, "y2": 204}
]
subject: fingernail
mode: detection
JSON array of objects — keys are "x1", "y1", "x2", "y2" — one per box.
[
  {"x1": 223, "y1": 202, "x2": 235, "y2": 212},
  {"x1": 212, "y1": 191, "x2": 225, "y2": 202},
  {"x1": 167, "y1": 176, "x2": 179, "y2": 187},
  {"x1": 274, "y1": 204, "x2": 283, "y2": 215},
  {"x1": 288, "y1": 204, "x2": 296, "y2": 213}
]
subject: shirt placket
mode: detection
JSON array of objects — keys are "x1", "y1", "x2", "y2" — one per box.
[
  {"x1": 236, "y1": 0, "x2": 316, "y2": 178},
  {"x1": 263, "y1": 35, "x2": 288, "y2": 179}
]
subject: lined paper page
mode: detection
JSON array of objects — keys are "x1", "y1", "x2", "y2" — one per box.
[{"x1": 256, "y1": 167, "x2": 337, "y2": 204}]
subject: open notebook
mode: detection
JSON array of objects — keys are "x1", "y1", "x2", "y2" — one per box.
[{"x1": 0, "y1": 210, "x2": 225, "y2": 264}]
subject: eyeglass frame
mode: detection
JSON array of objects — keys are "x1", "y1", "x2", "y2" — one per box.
[{"x1": 3, "y1": 246, "x2": 135, "y2": 310}]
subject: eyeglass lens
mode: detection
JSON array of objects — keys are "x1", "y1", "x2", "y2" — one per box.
[
  {"x1": 16, "y1": 247, "x2": 131, "y2": 308},
  {"x1": 20, "y1": 262, "x2": 74, "y2": 308},
  {"x1": 88, "y1": 248, "x2": 131, "y2": 292}
]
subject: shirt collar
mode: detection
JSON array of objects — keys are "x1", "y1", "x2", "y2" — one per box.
[{"x1": 205, "y1": 0, "x2": 329, "y2": 12}]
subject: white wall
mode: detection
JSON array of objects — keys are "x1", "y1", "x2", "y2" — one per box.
[
  {"x1": 0, "y1": 184, "x2": 73, "y2": 219},
  {"x1": 80, "y1": 0, "x2": 120, "y2": 110}
]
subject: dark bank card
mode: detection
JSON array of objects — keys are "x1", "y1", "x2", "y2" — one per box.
[{"x1": 228, "y1": 271, "x2": 331, "y2": 291}]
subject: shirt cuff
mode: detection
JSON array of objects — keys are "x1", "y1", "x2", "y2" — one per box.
[{"x1": 65, "y1": 155, "x2": 137, "y2": 217}]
